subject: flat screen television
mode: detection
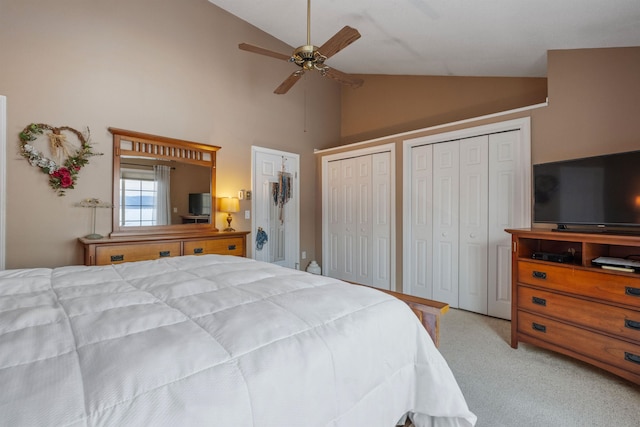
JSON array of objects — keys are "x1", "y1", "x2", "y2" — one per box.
[
  {"x1": 533, "y1": 150, "x2": 640, "y2": 232},
  {"x1": 188, "y1": 193, "x2": 211, "y2": 216}
]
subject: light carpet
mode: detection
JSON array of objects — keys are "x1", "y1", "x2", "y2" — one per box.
[{"x1": 437, "y1": 308, "x2": 640, "y2": 427}]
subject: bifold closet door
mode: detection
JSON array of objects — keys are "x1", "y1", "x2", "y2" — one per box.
[
  {"x1": 487, "y1": 131, "x2": 523, "y2": 320},
  {"x1": 432, "y1": 141, "x2": 460, "y2": 306},
  {"x1": 458, "y1": 136, "x2": 489, "y2": 313},
  {"x1": 409, "y1": 131, "x2": 522, "y2": 318},
  {"x1": 326, "y1": 153, "x2": 391, "y2": 290}
]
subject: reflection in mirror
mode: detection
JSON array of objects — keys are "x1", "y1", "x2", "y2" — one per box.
[
  {"x1": 119, "y1": 158, "x2": 211, "y2": 226},
  {"x1": 110, "y1": 127, "x2": 220, "y2": 237}
]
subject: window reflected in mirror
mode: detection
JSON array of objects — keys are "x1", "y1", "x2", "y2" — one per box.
[{"x1": 119, "y1": 158, "x2": 211, "y2": 226}]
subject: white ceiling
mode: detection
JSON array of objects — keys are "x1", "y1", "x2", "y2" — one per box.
[{"x1": 208, "y1": 0, "x2": 640, "y2": 77}]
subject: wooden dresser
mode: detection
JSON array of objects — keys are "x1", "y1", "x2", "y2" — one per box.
[
  {"x1": 507, "y1": 228, "x2": 640, "y2": 385},
  {"x1": 79, "y1": 231, "x2": 249, "y2": 266}
]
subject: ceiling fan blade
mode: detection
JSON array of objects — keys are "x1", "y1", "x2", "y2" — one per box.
[
  {"x1": 318, "y1": 26, "x2": 361, "y2": 59},
  {"x1": 238, "y1": 43, "x2": 291, "y2": 61},
  {"x1": 323, "y1": 67, "x2": 363, "y2": 89},
  {"x1": 274, "y1": 71, "x2": 304, "y2": 94}
]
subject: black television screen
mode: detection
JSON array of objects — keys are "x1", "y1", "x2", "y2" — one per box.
[
  {"x1": 188, "y1": 193, "x2": 211, "y2": 216},
  {"x1": 533, "y1": 150, "x2": 640, "y2": 228}
]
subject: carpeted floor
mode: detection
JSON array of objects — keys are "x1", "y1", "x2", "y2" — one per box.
[{"x1": 437, "y1": 308, "x2": 640, "y2": 427}]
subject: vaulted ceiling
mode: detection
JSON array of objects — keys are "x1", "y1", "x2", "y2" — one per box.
[{"x1": 208, "y1": 0, "x2": 640, "y2": 77}]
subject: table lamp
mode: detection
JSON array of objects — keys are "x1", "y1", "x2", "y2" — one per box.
[{"x1": 220, "y1": 197, "x2": 240, "y2": 231}]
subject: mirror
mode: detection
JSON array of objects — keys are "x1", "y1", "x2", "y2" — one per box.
[{"x1": 110, "y1": 127, "x2": 220, "y2": 237}]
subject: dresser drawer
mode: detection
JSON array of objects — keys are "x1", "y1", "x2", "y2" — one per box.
[
  {"x1": 518, "y1": 310, "x2": 640, "y2": 376},
  {"x1": 518, "y1": 286, "x2": 640, "y2": 342},
  {"x1": 518, "y1": 261, "x2": 640, "y2": 309},
  {"x1": 183, "y1": 237, "x2": 244, "y2": 256},
  {"x1": 95, "y1": 242, "x2": 181, "y2": 265}
]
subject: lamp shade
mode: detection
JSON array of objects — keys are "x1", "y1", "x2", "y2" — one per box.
[{"x1": 219, "y1": 197, "x2": 240, "y2": 213}]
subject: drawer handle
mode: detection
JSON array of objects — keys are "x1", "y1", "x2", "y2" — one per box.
[
  {"x1": 532, "y1": 296, "x2": 547, "y2": 306},
  {"x1": 159, "y1": 251, "x2": 171, "y2": 257},
  {"x1": 625, "y1": 287, "x2": 640, "y2": 297},
  {"x1": 532, "y1": 271, "x2": 547, "y2": 280},
  {"x1": 625, "y1": 319, "x2": 640, "y2": 331},
  {"x1": 624, "y1": 352, "x2": 640, "y2": 365},
  {"x1": 193, "y1": 248, "x2": 204, "y2": 254},
  {"x1": 228, "y1": 245, "x2": 236, "y2": 250},
  {"x1": 111, "y1": 255, "x2": 124, "y2": 262},
  {"x1": 532, "y1": 322, "x2": 547, "y2": 333}
]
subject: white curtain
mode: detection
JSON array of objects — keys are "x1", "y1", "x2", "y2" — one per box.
[{"x1": 154, "y1": 165, "x2": 171, "y2": 226}]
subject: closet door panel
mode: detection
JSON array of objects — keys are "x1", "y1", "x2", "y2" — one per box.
[
  {"x1": 327, "y1": 161, "x2": 342, "y2": 278},
  {"x1": 410, "y1": 145, "x2": 433, "y2": 298},
  {"x1": 459, "y1": 136, "x2": 489, "y2": 314},
  {"x1": 371, "y1": 152, "x2": 391, "y2": 290},
  {"x1": 432, "y1": 141, "x2": 459, "y2": 307},
  {"x1": 356, "y1": 156, "x2": 372, "y2": 284},
  {"x1": 488, "y1": 130, "x2": 521, "y2": 319}
]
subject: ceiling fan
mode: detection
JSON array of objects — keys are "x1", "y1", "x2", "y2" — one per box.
[{"x1": 238, "y1": 0, "x2": 364, "y2": 94}]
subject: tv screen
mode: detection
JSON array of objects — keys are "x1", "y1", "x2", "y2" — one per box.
[
  {"x1": 189, "y1": 193, "x2": 211, "y2": 216},
  {"x1": 533, "y1": 150, "x2": 640, "y2": 228}
]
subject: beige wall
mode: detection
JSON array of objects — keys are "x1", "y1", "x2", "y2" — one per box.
[
  {"x1": 339, "y1": 75, "x2": 547, "y2": 145},
  {"x1": 318, "y1": 46, "x2": 640, "y2": 289},
  {"x1": 532, "y1": 47, "x2": 640, "y2": 163},
  {"x1": 1, "y1": 0, "x2": 341, "y2": 268}
]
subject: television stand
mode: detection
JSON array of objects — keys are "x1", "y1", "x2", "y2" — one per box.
[{"x1": 506, "y1": 228, "x2": 640, "y2": 385}]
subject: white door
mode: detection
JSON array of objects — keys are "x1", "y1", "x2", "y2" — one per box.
[
  {"x1": 403, "y1": 119, "x2": 531, "y2": 320},
  {"x1": 326, "y1": 152, "x2": 391, "y2": 290},
  {"x1": 327, "y1": 157, "x2": 357, "y2": 282},
  {"x1": 370, "y1": 152, "x2": 391, "y2": 290},
  {"x1": 252, "y1": 147, "x2": 300, "y2": 269},
  {"x1": 488, "y1": 131, "x2": 525, "y2": 319},
  {"x1": 458, "y1": 135, "x2": 489, "y2": 313},
  {"x1": 432, "y1": 141, "x2": 460, "y2": 306},
  {"x1": 408, "y1": 144, "x2": 433, "y2": 298}
]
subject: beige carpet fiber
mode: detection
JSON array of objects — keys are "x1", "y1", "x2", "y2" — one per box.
[{"x1": 437, "y1": 309, "x2": 640, "y2": 427}]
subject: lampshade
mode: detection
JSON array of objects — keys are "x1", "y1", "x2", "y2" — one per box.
[{"x1": 219, "y1": 197, "x2": 240, "y2": 213}]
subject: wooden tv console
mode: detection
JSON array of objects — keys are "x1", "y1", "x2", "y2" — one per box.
[{"x1": 507, "y1": 228, "x2": 640, "y2": 385}]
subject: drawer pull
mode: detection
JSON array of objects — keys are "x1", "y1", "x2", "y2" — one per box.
[
  {"x1": 625, "y1": 319, "x2": 640, "y2": 331},
  {"x1": 532, "y1": 322, "x2": 547, "y2": 333},
  {"x1": 625, "y1": 287, "x2": 640, "y2": 297},
  {"x1": 159, "y1": 251, "x2": 171, "y2": 257},
  {"x1": 228, "y1": 245, "x2": 236, "y2": 250},
  {"x1": 193, "y1": 248, "x2": 204, "y2": 254},
  {"x1": 532, "y1": 271, "x2": 547, "y2": 280},
  {"x1": 111, "y1": 255, "x2": 124, "y2": 262},
  {"x1": 624, "y1": 352, "x2": 640, "y2": 365},
  {"x1": 532, "y1": 296, "x2": 547, "y2": 306}
]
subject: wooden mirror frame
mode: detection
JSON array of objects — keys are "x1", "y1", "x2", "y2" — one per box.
[{"x1": 109, "y1": 127, "x2": 220, "y2": 237}]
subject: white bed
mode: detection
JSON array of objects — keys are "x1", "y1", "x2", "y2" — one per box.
[{"x1": 0, "y1": 254, "x2": 476, "y2": 426}]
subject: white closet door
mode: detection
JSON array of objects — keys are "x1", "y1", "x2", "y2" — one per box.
[
  {"x1": 488, "y1": 130, "x2": 523, "y2": 319},
  {"x1": 409, "y1": 145, "x2": 433, "y2": 298},
  {"x1": 355, "y1": 156, "x2": 372, "y2": 285},
  {"x1": 327, "y1": 158, "x2": 356, "y2": 282},
  {"x1": 432, "y1": 141, "x2": 460, "y2": 307},
  {"x1": 371, "y1": 152, "x2": 391, "y2": 290},
  {"x1": 458, "y1": 136, "x2": 489, "y2": 314}
]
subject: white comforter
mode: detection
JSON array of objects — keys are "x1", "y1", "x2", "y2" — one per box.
[{"x1": 0, "y1": 255, "x2": 476, "y2": 427}]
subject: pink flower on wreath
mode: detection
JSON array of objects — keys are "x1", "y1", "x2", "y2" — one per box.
[{"x1": 52, "y1": 167, "x2": 73, "y2": 188}]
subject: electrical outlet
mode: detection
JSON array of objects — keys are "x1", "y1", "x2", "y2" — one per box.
[
  {"x1": 173, "y1": 207, "x2": 177, "y2": 213},
  {"x1": 245, "y1": 210, "x2": 250, "y2": 219},
  {"x1": 301, "y1": 251, "x2": 306, "y2": 260}
]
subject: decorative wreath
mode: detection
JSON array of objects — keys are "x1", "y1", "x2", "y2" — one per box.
[{"x1": 19, "y1": 123, "x2": 102, "y2": 196}]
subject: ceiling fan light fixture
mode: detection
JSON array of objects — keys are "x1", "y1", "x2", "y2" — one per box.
[{"x1": 238, "y1": 0, "x2": 362, "y2": 94}]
